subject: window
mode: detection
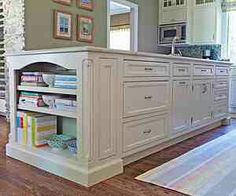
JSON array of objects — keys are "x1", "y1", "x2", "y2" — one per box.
[{"x1": 110, "y1": 26, "x2": 130, "y2": 51}]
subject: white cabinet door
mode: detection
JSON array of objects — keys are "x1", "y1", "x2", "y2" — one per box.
[
  {"x1": 159, "y1": 0, "x2": 187, "y2": 24},
  {"x1": 192, "y1": 80, "x2": 213, "y2": 127},
  {"x1": 172, "y1": 80, "x2": 191, "y2": 134},
  {"x1": 192, "y1": 5, "x2": 216, "y2": 44},
  {"x1": 95, "y1": 58, "x2": 120, "y2": 160},
  {"x1": 230, "y1": 77, "x2": 236, "y2": 108}
]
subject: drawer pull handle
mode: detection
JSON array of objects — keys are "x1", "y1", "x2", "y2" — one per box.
[
  {"x1": 143, "y1": 129, "x2": 152, "y2": 135},
  {"x1": 201, "y1": 69, "x2": 207, "y2": 72},
  {"x1": 144, "y1": 96, "x2": 153, "y2": 99},
  {"x1": 178, "y1": 69, "x2": 186, "y2": 72},
  {"x1": 179, "y1": 81, "x2": 186, "y2": 85},
  {"x1": 144, "y1": 67, "x2": 153, "y2": 71},
  {"x1": 220, "y1": 70, "x2": 225, "y2": 73}
]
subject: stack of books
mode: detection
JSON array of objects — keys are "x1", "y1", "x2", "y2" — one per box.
[
  {"x1": 54, "y1": 75, "x2": 77, "y2": 89},
  {"x1": 21, "y1": 72, "x2": 46, "y2": 87},
  {"x1": 55, "y1": 98, "x2": 77, "y2": 112},
  {"x1": 19, "y1": 92, "x2": 45, "y2": 107},
  {"x1": 16, "y1": 111, "x2": 57, "y2": 147}
]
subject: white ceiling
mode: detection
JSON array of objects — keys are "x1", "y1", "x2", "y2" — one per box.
[{"x1": 110, "y1": 1, "x2": 131, "y2": 15}]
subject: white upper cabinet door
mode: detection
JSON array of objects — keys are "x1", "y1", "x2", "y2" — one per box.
[
  {"x1": 191, "y1": 80, "x2": 213, "y2": 127},
  {"x1": 159, "y1": 0, "x2": 187, "y2": 24},
  {"x1": 172, "y1": 80, "x2": 192, "y2": 135},
  {"x1": 191, "y1": 0, "x2": 221, "y2": 44},
  {"x1": 192, "y1": 6, "x2": 216, "y2": 44}
]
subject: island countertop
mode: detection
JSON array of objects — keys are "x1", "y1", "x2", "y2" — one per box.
[{"x1": 6, "y1": 46, "x2": 232, "y2": 66}]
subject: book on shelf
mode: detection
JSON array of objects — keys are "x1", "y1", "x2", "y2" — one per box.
[
  {"x1": 55, "y1": 98, "x2": 77, "y2": 112},
  {"x1": 22, "y1": 72, "x2": 43, "y2": 76},
  {"x1": 16, "y1": 111, "x2": 57, "y2": 147},
  {"x1": 16, "y1": 111, "x2": 36, "y2": 145},
  {"x1": 21, "y1": 75, "x2": 44, "y2": 83},
  {"x1": 19, "y1": 92, "x2": 45, "y2": 107},
  {"x1": 28, "y1": 114, "x2": 57, "y2": 147},
  {"x1": 20, "y1": 82, "x2": 47, "y2": 87},
  {"x1": 54, "y1": 84, "x2": 77, "y2": 89},
  {"x1": 55, "y1": 75, "x2": 77, "y2": 82},
  {"x1": 54, "y1": 81, "x2": 77, "y2": 85}
]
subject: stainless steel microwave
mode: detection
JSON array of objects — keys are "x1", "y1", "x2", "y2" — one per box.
[{"x1": 159, "y1": 23, "x2": 186, "y2": 45}]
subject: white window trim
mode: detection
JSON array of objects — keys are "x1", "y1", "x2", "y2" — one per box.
[{"x1": 107, "y1": 0, "x2": 139, "y2": 52}]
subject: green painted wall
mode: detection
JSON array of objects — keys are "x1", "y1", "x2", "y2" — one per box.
[
  {"x1": 127, "y1": 0, "x2": 159, "y2": 52},
  {"x1": 24, "y1": 0, "x2": 107, "y2": 50},
  {"x1": 24, "y1": 0, "x2": 159, "y2": 52}
]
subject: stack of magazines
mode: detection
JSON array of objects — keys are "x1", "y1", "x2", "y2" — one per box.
[
  {"x1": 54, "y1": 75, "x2": 77, "y2": 89},
  {"x1": 21, "y1": 72, "x2": 46, "y2": 87},
  {"x1": 19, "y1": 92, "x2": 45, "y2": 107}
]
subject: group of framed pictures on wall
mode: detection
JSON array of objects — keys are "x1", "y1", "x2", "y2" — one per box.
[{"x1": 53, "y1": 0, "x2": 94, "y2": 43}]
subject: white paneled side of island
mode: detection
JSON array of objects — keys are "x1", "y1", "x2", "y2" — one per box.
[{"x1": 5, "y1": 46, "x2": 231, "y2": 187}]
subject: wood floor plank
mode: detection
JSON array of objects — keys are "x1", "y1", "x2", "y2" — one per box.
[{"x1": 0, "y1": 117, "x2": 234, "y2": 196}]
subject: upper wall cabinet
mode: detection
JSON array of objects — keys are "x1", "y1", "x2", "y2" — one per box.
[
  {"x1": 190, "y1": 0, "x2": 222, "y2": 44},
  {"x1": 159, "y1": 0, "x2": 187, "y2": 25},
  {"x1": 158, "y1": 0, "x2": 223, "y2": 45}
]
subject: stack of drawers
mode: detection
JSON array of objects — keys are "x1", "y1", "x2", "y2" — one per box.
[
  {"x1": 122, "y1": 60, "x2": 170, "y2": 156},
  {"x1": 213, "y1": 66, "x2": 229, "y2": 119}
]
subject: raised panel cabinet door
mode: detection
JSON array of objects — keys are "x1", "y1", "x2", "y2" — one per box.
[
  {"x1": 192, "y1": 6, "x2": 216, "y2": 44},
  {"x1": 96, "y1": 58, "x2": 120, "y2": 160},
  {"x1": 172, "y1": 80, "x2": 191, "y2": 135},
  {"x1": 192, "y1": 80, "x2": 213, "y2": 127},
  {"x1": 229, "y1": 77, "x2": 236, "y2": 108}
]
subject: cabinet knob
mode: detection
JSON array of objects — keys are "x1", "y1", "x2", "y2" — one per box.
[{"x1": 143, "y1": 129, "x2": 152, "y2": 135}]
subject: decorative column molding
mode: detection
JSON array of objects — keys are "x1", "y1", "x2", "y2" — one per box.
[{"x1": 3, "y1": 0, "x2": 25, "y2": 120}]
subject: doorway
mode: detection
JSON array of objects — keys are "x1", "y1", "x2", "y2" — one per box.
[{"x1": 107, "y1": 0, "x2": 138, "y2": 51}]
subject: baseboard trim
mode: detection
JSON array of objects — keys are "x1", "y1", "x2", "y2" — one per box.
[{"x1": 6, "y1": 143, "x2": 123, "y2": 187}]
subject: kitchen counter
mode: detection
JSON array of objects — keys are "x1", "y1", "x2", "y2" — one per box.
[{"x1": 7, "y1": 46, "x2": 232, "y2": 66}]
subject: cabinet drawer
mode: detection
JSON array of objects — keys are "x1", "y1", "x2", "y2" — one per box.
[
  {"x1": 214, "y1": 90, "x2": 229, "y2": 103},
  {"x1": 213, "y1": 104, "x2": 228, "y2": 119},
  {"x1": 173, "y1": 64, "x2": 191, "y2": 76},
  {"x1": 123, "y1": 115, "x2": 168, "y2": 152},
  {"x1": 124, "y1": 81, "x2": 170, "y2": 116},
  {"x1": 216, "y1": 67, "x2": 229, "y2": 76},
  {"x1": 214, "y1": 80, "x2": 229, "y2": 90},
  {"x1": 124, "y1": 61, "x2": 170, "y2": 77},
  {"x1": 193, "y1": 65, "x2": 214, "y2": 76}
]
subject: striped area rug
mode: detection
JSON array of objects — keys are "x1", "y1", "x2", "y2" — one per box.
[{"x1": 136, "y1": 131, "x2": 236, "y2": 196}]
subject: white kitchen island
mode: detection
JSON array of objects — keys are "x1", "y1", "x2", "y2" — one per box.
[{"x1": 5, "y1": 46, "x2": 231, "y2": 187}]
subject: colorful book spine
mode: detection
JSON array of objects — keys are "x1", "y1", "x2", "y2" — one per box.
[{"x1": 16, "y1": 111, "x2": 35, "y2": 145}]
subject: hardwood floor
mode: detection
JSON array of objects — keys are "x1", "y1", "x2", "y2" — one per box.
[{"x1": 0, "y1": 117, "x2": 235, "y2": 196}]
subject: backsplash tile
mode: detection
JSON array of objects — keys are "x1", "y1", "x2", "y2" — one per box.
[{"x1": 177, "y1": 44, "x2": 222, "y2": 60}]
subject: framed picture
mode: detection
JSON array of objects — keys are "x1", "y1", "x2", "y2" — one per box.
[
  {"x1": 53, "y1": 10, "x2": 73, "y2": 40},
  {"x1": 77, "y1": 15, "x2": 94, "y2": 43},
  {"x1": 53, "y1": 0, "x2": 72, "y2": 6},
  {"x1": 77, "y1": 0, "x2": 93, "y2": 11}
]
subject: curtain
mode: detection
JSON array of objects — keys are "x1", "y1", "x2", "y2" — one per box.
[
  {"x1": 110, "y1": 26, "x2": 130, "y2": 51},
  {"x1": 222, "y1": 0, "x2": 236, "y2": 12}
]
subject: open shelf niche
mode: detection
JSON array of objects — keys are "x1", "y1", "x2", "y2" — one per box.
[{"x1": 14, "y1": 62, "x2": 79, "y2": 160}]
